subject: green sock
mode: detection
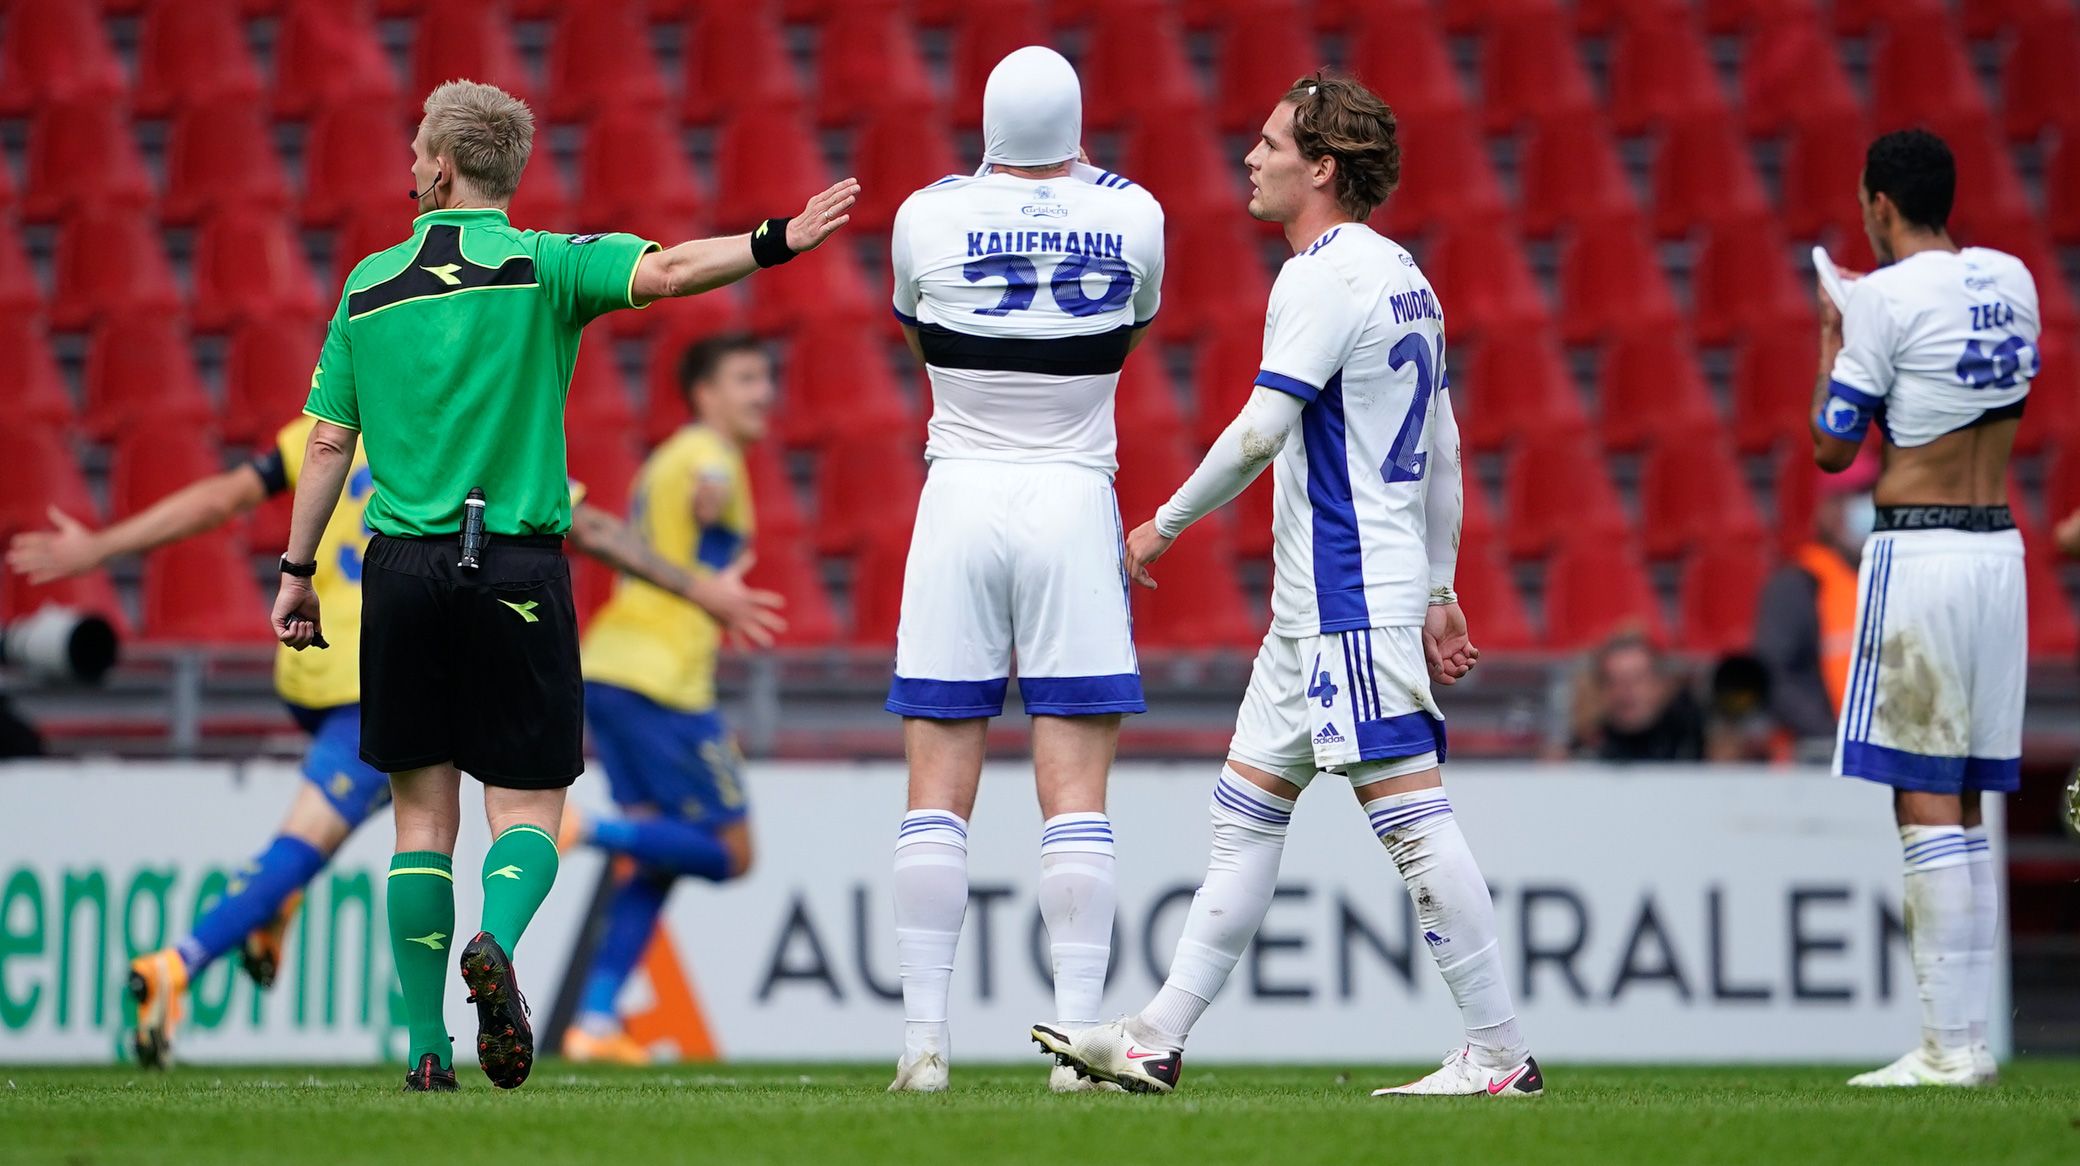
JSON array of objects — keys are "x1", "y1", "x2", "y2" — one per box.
[
  {"x1": 386, "y1": 851, "x2": 455, "y2": 1069},
  {"x1": 479, "y1": 825, "x2": 560, "y2": 956}
]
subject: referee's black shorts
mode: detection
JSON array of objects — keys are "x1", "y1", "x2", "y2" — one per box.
[{"x1": 358, "y1": 533, "x2": 584, "y2": 788}]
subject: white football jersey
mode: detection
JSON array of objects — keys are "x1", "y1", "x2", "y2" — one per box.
[
  {"x1": 891, "y1": 170, "x2": 1164, "y2": 473},
  {"x1": 1256, "y1": 223, "x2": 1449, "y2": 636},
  {"x1": 1826, "y1": 247, "x2": 2040, "y2": 448}
]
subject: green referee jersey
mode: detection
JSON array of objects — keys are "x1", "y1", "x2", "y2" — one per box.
[{"x1": 302, "y1": 207, "x2": 659, "y2": 538}]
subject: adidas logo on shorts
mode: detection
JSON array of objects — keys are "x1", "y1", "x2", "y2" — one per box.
[{"x1": 1314, "y1": 722, "x2": 1345, "y2": 745}]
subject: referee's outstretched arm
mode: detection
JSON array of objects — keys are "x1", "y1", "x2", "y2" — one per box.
[{"x1": 631, "y1": 178, "x2": 861, "y2": 304}]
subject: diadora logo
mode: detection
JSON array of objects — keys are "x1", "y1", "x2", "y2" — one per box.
[
  {"x1": 1021, "y1": 203, "x2": 1068, "y2": 218},
  {"x1": 1314, "y1": 722, "x2": 1344, "y2": 745},
  {"x1": 1305, "y1": 654, "x2": 1338, "y2": 708},
  {"x1": 1423, "y1": 930, "x2": 1449, "y2": 948}
]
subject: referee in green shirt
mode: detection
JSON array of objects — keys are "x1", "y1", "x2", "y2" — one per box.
[{"x1": 269, "y1": 79, "x2": 857, "y2": 1093}]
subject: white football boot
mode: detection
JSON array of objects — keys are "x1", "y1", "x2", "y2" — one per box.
[
  {"x1": 1971, "y1": 1041, "x2": 1999, "y2": 1086},
  {"x1": 888, "y1": 1049, "x2": 950, "y2": 1093},
  {"x1": 1372, "y1": 1047, "x2": 1545, "y2": 1098},
  {"x1": 1846, "y1": 1045, "x2": 1978, "y2": 1088},
  {"x1": 1031, "y1": 1019, "x2": 1183, "y2": 1094},
  {"x1": 1050, "y1": 1063, "x2": 1125, "y2": 1093}
]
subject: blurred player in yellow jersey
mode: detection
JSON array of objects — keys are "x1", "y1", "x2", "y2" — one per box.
[
  {"x1": 6, "y1": 414, "x2": 782, "y2": 1069},
  {"x1": 563, "y1": 334, "x2": 773, "y2": 1063}
]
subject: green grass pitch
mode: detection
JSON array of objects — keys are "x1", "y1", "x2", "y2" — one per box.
[{"x1": 3, "y1": 1061, "x2": 2077, "y2": 1165}]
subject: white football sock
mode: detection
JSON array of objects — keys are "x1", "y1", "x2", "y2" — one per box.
[
  {"x1": 1900, "y1": 824, "x2": 1973, "y2": 1054},
  {"x1": 893, "y1": 809, "x2": 969, "y2": 1060},
  {"x1": 1038, "y1": 812, "x2": 1116, "y2": 1026},
  {"x1": 1962, "y1": 825, "x2": 1997, "y2": 1048},
  {"x1": 1137, "y1": 767, "x2": 1294, "y2": 1046},
  {"x1": 1365, "y1": 787, "x2": 1526, "y2": 1070}
]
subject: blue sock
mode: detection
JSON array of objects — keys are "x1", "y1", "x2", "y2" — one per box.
[
  {"x1": 578, "y1": 871, "x2": 672, "y2": 1024},
  {"x1": 590, "y1": 818, "x2": 733, "y2": 881},
  {"x1": 178, "y1": 835, "x2": 327, "y2": 973}
]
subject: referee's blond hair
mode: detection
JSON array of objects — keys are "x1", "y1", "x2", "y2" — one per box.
[{"x1": 421, "y1": 80, "x2": 535, "y2": 200}]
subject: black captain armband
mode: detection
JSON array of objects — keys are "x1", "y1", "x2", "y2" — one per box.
[{"x1": 750, "y1": 217, "x2": 797, "y2": 268}]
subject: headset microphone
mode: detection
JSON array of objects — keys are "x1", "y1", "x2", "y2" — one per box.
[{"x1": 408, "y1": 171, "x2": 442, "y2": 201}]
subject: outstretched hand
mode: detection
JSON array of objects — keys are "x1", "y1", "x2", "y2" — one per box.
[
  {"x1": 703, "y1": 554, "x2": 789, "y2": 650},
  {"x1": 785, "y1": 178, "x2": 862, "y2": 254},
  {"x1": 1422, "y1": 602, "x2": 1479, "y2": 687},
  {"x1": 6, "y1": 506, "x2": 100, "y2": 584}
]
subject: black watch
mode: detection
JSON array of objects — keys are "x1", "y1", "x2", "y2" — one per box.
[{"x1": 279, "y1": 556, "x2": 318, "y2": 578}]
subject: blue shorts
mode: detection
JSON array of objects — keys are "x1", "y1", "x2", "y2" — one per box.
[
  {"x1": 583, "y1": 682, "x2": 749, "y2": 827},
  {"x1": 286, "y1": 703, "x2": 392, "y2": 826}
]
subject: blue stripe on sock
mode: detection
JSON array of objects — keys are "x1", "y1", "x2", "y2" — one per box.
[
  {"x1": 1213, "y1": 782, "x2": 1290, "y2": 826},
  {"x1": 1369, "y1": 802, "x2": 1453, "y2": 836}
]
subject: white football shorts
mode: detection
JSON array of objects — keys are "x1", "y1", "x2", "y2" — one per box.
[
  {"x1": 1834, "y1": 524, "x2": 2026, "y2": 794},
  {"x1": 1229, "y1": 625, "x2": 1446, "y2": 788},
  {"x1": 886, "y1": 458, "x2": 1143, "y2": 719}
]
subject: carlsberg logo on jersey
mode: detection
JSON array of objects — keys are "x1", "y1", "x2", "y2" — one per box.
[{"x1": 966, "y1": 230, "x2": 1126, "y2": 259}]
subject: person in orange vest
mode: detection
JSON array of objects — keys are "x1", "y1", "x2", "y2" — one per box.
[{"x1": 1752, "y1": 450, "x2": 1880, "y2": 752}]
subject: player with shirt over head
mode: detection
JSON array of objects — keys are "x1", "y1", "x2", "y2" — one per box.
[
  {"x1": 883, "y1": 46, "x2": 1164, "y2": 1093},
  {"x1": 1810, "y1": 130, "x2": 2040, "y2": 1088},
  {"x1": 1032, "y1": 72, "x2": 1540, "y2": 1099}
]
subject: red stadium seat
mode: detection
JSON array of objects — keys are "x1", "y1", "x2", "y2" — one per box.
[
  {"x1": 0, "y1": 225, "x2": 43, "y2": 317},
  {"x1": 413, "y1": 0, "x2": 537, "y2": 111},
  {"x1": 1543, "y1": 535, "x2": 1664, "y2": 649},
  {"x1": 748, "y1": 540, "x2": 842, "y2": 648},
  {"x1": 1778, "y1": 115, "x2": 1869, "y2": 240},
  {"x1": 1441, "y1": 0, "x2": 1564, "y2": 36},
  {"x1": 1869, "y1": 12, "x2": 1992, "y2": 129},
  {"x1": 2023, "y1": 524, "x2": 2080, "y2": 657},
  {"x1": 1730, "y1": 327, "x2": 1823, "y2": 454},
  {"x1": 1596, "y1": 327, "x2": 1719, "y2": 451},
  {"x1": 164, "y1": 99, "x2": 295, "y2": 225},
  {"x1": 1456, "y1": 329, "x2": 1591, "y2": 453},
  {"x1": 1555, "y1": 215, "x2": 1683, "y2": 345},
  {"x1": 22, "y1": 96, "x2": 157, "y2": 222},
  {"x1": 222, "y1": 313, "x2": 326, "y2": 446},
  {"x1": 1503, "y1": 432, "x2": 1629, "y2": 559},
  {"x1": 507, "y1": 161, "x2": 578, "y2": 234},
  {"x1": 83, "y1": 313, "x2": 216, "y2": 439},
  {"x1": 1691, "y1": 219, "x2": 1809, "y2": 346},
  {"x1": 681, "y1": 0, "x2": 802, "y2": 123},
  {"x1": 2012, "y1": 326, "x2": 2073, "y2": 456},
  {"x1": 2001, "y1": 6, "x2": 2080, "y2": 140},
  {"x1": 949, "y1": 0, "x2": 1050, "y2": 130},
  {"x1": 192, "y1": 210, "x2": 325, "y2": 332},
  {"x1": 1928, "y1": 113, "x2": 2038, "y2": 240},
  {"x1": 1575, "y1": 0, "x2": 1692, "y2": 32},
  {"x1": 566, "y1": 338, "x2": 637, "y2": 432},
  {"x1": 141, "y1": 530, "x2": 272, "y2": 644},
  {"x1": 0, "y1": 0, "x2": 126, "y2": 116},
  {"x1": 713, "y1": 104, "x2": 829, "y2": 232},
  {"x1": 848, "y1": 527, "x2": 909, "y2": 647},
  {"x1": 1481, "y1": 6, "x2": 1598, "y2": 133},
  {"x1": 1455, "y1": 546, "x2": 1538, "y2": 652},
  {"x1": 747, "y1": 249, "x2": 879, "y2": 338},
  {"x1": 1771, "y1": 442, "x2": 1821, "y2": 557},
  {"x1": 1376, "y1": 108, "x2": 1511, "y2": 237},
  {"x1": 109, "y1": 424, "x2": 229, "y2": 525},
  {"x1": 52, "y1": 208, "x2": 187, "y2": 332},
  {"x1": 0, "y1": 317, "x2": 74, "y2": 430},
  {"x1": 577, "y1": 108, "x2": 707, "y2": 234},
  {"x1": 1515, "y1": 115, "x2": 1640, "y2": 238},
  {"x1": 0, "y1": 425, "x2": 95, "y2": 539},
  {"x1": 272, "y1": 0, "x2": 400, "y2": 118},
  {"x1": 816, "y1": 1, "x2": 937, "y2": 127},
  {"x1": 1214, "y1": 0, "x2": 1322, "y2": 134},
  {"x1": 1120, "y1": 114, "x2": 1239, "y2": 226},
  {"x1": 2047, "y1": 118, "x2": 2080, "y2": 245},
  {"x1": 1191, "y1": 307, "x2": 1270, "y2": 448},
  {"x1": 1080, "y1": 0, "x2": 1204, "y2": 131},
  {"x1": 852, "y1": 105, "x2": 963, "y2": 233},
  {"x1": 777, "y1": 324, "x2": 915, "y2": 450},
  {"x1": 744, "y1": 443, "x2": 807, "y2": 544},
  {"x1": 1422, "y1": 223, "x2": 1552, "y2": 341},
  {"x1": 546, "y1": 0, "x2": 670, "y2": 121},
  {"x1": 1703, "y1": 0, "x2": 1823, "y2": 35},
  {"x1": 2046, "y1": 443, "x2": 2080, "y2": 528},
  {"x1": 1639, "y1": 436, "x2": 1765, "y2": 560},
  {"x1": 303, "y1": 103, "x2": 415, "y2": 226},
  {"x1": 641, "y1": 296, "x2": 751, "y2": 444},
  {"x1": 1831, "y1": 0, "x2": 1948, "y2": 34},
  {"x1": 1346, "y1": 7, "x2": 1466, "y2": 121},
  {"x1": 1958, "y1": 0, "x2": 2065, "y2": 38},
  {"x1": 1678, "y1": 541, "x2": 1771, "y2": 655},
  {"x1": 135, "y1": 0, "x2": 266, "y2": 117},
  {"x1": 1161, "y1": 215, "x2": 1275, "y2": 337},
  {"x1": 1114, "y1": 338, "x2": 1186, "y2": 441},
  {"x1": 1606, "y1": 9, "x2": 1727, "y2": 134},
  {"x1": 1461, "y1": 465, "x2": 1502, "y2": 550},
  {"x1": 1650, "y1": 111, "x2": 1773, "y2": 238},
  {"x1": 814, "y1": 432, "x2": 924, "y2": 556},
  {"x1": 567, "y1": 429, "x2": 643, "y2": 521},
  {"x1": 1128, "y1": 528, "x2": 1257, "y2": 649},
  {"x1": 1738, "y1": 17, "x2": 1860, "y2": 136}
]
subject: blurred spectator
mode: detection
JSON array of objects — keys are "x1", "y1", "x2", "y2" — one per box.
[
  {"x1": 1567, "y1": 633, "x2": 1706, "y2": 762},
  {"x1": 1704, "y1": 655, "x2": 1776, "y2": 762},
  {"x1": 1752, "y1": 451, "x2": 1878, "y2": 749}
]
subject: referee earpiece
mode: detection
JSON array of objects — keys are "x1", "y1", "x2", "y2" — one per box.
[{"x1": 409, "y1": 171, "x2": 443, "y2": 202}]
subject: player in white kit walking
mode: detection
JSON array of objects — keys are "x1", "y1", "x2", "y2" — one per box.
[
  {"x1": 1032, "y1": 73, "x2": 1539, "y2": 1098},
  {"x1": 1809, "y1": 130, "x2": 2040, "y2": 1088},
  {"x1": 883, "y1": 46, "x2": 1164, "y2": 1092}
]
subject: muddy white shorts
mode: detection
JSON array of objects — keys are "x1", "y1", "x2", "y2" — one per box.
[
  {"x1": 1833, "y1": 515, "x2": 2026, "y2": 794},
  {"x1": 886, "y1": 458, "x2": 1144, "y2": 719},
  {"x1": 1228, "y1": 625, "x2": 1446, "y2": 788}
]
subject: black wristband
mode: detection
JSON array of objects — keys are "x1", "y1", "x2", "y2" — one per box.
[
  {"x1": 279, "y1": 555, "x2": 317, "y2": 578},
  {"x1": 750, "y1": 217, "x2": 797, "y2": 267}
]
